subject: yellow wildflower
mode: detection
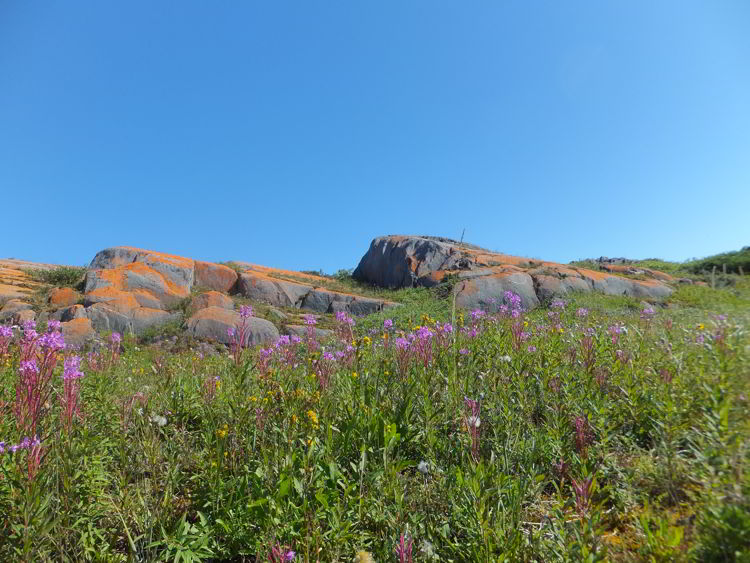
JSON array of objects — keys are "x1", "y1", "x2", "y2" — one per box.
[
  {"x1": 307, "y1": 410, "x2": 319, "y2": 426},
  {"x1": 353, "y1": 551, "x2": 374, "y2": 563},
  {"x1": 216, "y1": 423, "x2": 228, "y2": 439},
  {"x1": 363, "y1": 336, "x2": 372, "y2": 346},
  {"x1": 352, "y1": 371, "x2": 358, "y2": 379},
  {"x1": 697, "y1": 323, "x2": 705, "y2": 330},
  {"x1": 291, "y1": 414, "x2": 299, "y2": 425}
]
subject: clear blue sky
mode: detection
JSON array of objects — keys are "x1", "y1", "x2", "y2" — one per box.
[{"x1": 2, "y1": 1, "x2": 749, "y2": 271}]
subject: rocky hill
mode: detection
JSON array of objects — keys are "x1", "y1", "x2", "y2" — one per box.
[
  {"x1": 1, "y1": 235, "x2": 692, "y2": 349},
  {"x1": 353, "y1": 235, "x2": 676, "y2": 309}
]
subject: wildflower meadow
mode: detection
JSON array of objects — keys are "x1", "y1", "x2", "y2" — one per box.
[{"x1": 0, "y1": 281, "x2": 748, "y2": 562}]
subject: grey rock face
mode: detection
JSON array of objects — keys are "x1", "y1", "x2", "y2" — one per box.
[
  {"x1": 89, "y1": 247, "x2": 195, "y2": 289},
  {"x1": 0, "y1": 299, "x2": 33, "y2": 322},
  {"x1": 455, "y1": 272, "x2": 539, "y2": 311},
  {"x1": 353, "y1": 235, "x2": 471, "y2": 288},
  {"x1": 186, "y1": 306, "x2": 279, "y2": 346},
  {"x1": 86, "y1": 303, "x2": 179, "y2": 336},
  {"x1": 354, "y1": 235, "x2": 674, "y2": 308},
  {"x1": 237, "y1": 273, "x2": 312, "y2": 308}
]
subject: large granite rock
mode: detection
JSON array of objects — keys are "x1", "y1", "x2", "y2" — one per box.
[
  {"x1": 186, "y1": 306, "x2": 279, "y2": 346},
  {"x1": 237, "y1": 267, "x2": 397, "y2": 315},
  {"x1": 353, "y1": 235, "x2": 675, "y2": 308}
]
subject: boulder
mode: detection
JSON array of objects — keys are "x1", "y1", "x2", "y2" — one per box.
[
  {"x1": 89, "y1": 247, "x2": 194, "y2": 289},
  {"x1": 85, "y1": 302, "x2": 180, "y2": 336},
  {"x1": 237, "y1": 272, "x2": 312, "y2": 308},
  {"x1": 353, "y1": 235, "x2": 472, "y2": 288},
  {"x1": 0, "y1": 299, "x2": 33, "y2": 322},
  {"x1": 48, "y1": 287, "x2": 81, "y2": 307},
  {"x1": 186, "y1": 306, "x2": 279, "y2": 346},
  {"x1": 194, "y1": 261, "x2": 238, "y2": 293},
  {"x1": 190, "y1": 291, "x2": 234, "y2": 312},
  {"x1": 61, "y1": 318, "x2": 95, "y2": 349},
  {"x1": 455, "y1": 271, "x2": 539, "y2": 311},
  {"x1": 532, "y1": 274, "x2": 591, "y2": 303},
  {"x1": 354, "y1": 235, "x2": 674, "y2": 308},
  {"x1": 13, "y1": 309, "x2": 36, "y2": 325},
  {"x1": 57, "y1": 304, "x2": 87, "y2": 322}
]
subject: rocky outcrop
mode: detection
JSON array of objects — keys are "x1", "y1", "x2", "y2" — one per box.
[
  {"x1": 61, "y1": 318, "x2": 96, "y2": 349},
  {"x1": 48, "y1": 287, "x2": 81, "y2": 307},
  {"x1": 354, "y1": 235, "x2": 675, "y2": 307},
  {"x1": 186, "y1": 306, "x2": 279, "y2": 346},
  {"x1": 236, "y1": 264, "x2": 397, "y2": 315},
  {"x1": 190, "y1": 291, "x2": 234, "y2": 312}
]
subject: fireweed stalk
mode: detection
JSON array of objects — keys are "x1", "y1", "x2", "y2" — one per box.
[
  {"x1": 109, "y1": 332, "x2": 122, "y2": 366},
  {"x1": 60, "y1": 355, "x2": 84, "y2": 433},
  {"x1": 395, "y1": 532, "x2": 414, "y2": 563},
  {"x1": 464, "y1": 396, "x2": 481, "y2": 462},
  {"x1": 303, "y1": 314, "x2": 318, "y2": 350},
  {"x1": 15, "y1": 321, "x2": 64, "y2": 438},
  {"x1": 229, "y1": 305, "x2": 253, "y2": 365},
  {"x1": 0, "y1": 324, "x2": 13, "y2": 356}
]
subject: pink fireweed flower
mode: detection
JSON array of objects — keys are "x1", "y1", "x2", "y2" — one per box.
[
  {"x1": 384, "y1": 318, "x2": 393, "y2": 330},
  {"x1": 504, "y1": 290, "x2": 522, "y2": 310},
  {"x1": 469, "y1": 309, "x2": 485, "y2": 323},
  {"x1": 109, "y1": 332, "x2": 122, "y2": 366},
  {"x1": 572, "y1": 474, "x2": 595, "y2": 516},
  {"x1": 527, "y1": 345, "x2": 537, "y2": 352},
  {"x1": 0, "y1": 324, "x2": 13, "y2": 356},
  {"x1": 573, "y1": 415, "x2": 594, "y2": 459},
  {"x1": 16, "y1": 354, "x2": 56, "y2": 438},
  {"x1": 239, "y1": 305, "x2": 253, "y2": 319},
  {"x1": 61, "y1": 355, "x2": 84, "y2": 432},
  {"x1": 551, "y1": 299, "x2": 566, "y2": 309},
  {"x1": 608, "y1": 324, "x2": 624, "y2": 346},
  {"x1": 464, "y1": 396, "x2": 481, "y2": 461},
  {"x1": 413, "y1": 326, "x2": 434, "y2": 367},
  {"x1": 640, "y1": 306, "x2": 655, "y2": 320},
  {"x1": 39, "y1": 330, "x2": 65, "y2": 351},
  {"x1": 576, "y1": 308, "x2": 589, "y2": 318},
  {"x1": 395, "y1": 532, "x2": 414, "y2": 563},
  {"x1": 46, "y1": 319, "x2": 61, "y2": 332},
  {"x1": 304, "y1": 314, "x2": 317, "y2": 326}
]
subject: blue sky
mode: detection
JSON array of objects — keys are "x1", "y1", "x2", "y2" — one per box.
[{"x1": 1, "y1": 1, "x2": 748, "y2": 271}]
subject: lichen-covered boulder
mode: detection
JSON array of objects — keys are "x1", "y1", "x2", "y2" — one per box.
[
  {"x1": 455, "y1": 271, "x2": 539, "y2": 311},
  {"x1": 194, "y1": 261, "x2": 238, "y2": 293},
  {"x1": 186, "y1": 306, "x2": 279, "y2": 346},
  {"x1": 0, "y1": 299, "x2": 33, "y2": 322},
  {"x1": 61, "y1": 318, "x2": 96, "y2": 349},
  {"x1": 48, "y1": 287, "x2": 80, "y2": 308},
  {"x1": 237, "y1": 272, "x2": 312, "y2": 308},
  {"x1": 190, "y1": 291, "x2": 234, "y2": 312},
  {"x1": 353, "y1": 235, "x2": 674, "y2": 308}
]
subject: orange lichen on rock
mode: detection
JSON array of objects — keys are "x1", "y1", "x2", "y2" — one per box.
[{"x1": 48, "y1": 287, "x2": 80, "y2": 307}]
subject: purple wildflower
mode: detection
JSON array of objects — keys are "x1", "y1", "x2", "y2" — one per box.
[
  {"x1": 576, "y1": 308, "x2": 589, "y2": 318},
  {"x1": 239, "y1": 305, "x2": 253, "y2": 319},
  {"x1": 384, "y1": 319, "x2": 393, "y2": 329}
]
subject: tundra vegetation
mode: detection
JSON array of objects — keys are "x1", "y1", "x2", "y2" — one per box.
[{"x1": 0, "y1": 268, "x2": 749, "y2": 562}]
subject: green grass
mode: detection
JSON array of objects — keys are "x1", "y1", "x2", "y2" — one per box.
[
  {"x1": 24, "y1": 266, "x2": 86, "y2": 289},
  {"x1": 0, "y1": 283, "x2": 748, "y2": 561},
  {"x1": 570, "y1": 246, "x2": 750, "y2": 282}
]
